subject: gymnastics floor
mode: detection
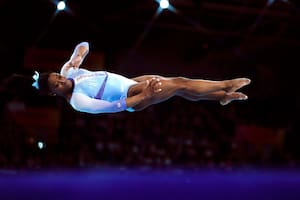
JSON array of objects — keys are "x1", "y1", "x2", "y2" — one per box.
[{"x1": 0, "y1": 167, "x2": 300, "y2": 200}]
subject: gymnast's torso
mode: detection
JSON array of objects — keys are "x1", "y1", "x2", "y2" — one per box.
[{"x1": 63, "y1": 68, "x2": 137, "y2": 114}]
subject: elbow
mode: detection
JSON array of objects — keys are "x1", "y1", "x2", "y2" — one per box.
[
  {"x1": 76, "y1": 42, "x2": 89, "y2": 57},
  {"x1": 79, "y1": 42, "x2": 89, "y2": 49},
  {"x1": 83, "y1": 42, "x2": 89, "y2": 54},
  {"x1": 76, "y1": 42, "x2": 89, "y2": 52}
]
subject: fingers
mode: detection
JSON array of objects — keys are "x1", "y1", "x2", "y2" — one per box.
[
  {"x1": 71, "y1": 62, "x2": 80, "y2": 68},
  {"x1": 70, "y1": 56, "x2": 83, "y2": 68},
  {"x1": 149, "y1": 77, "x2": 162, "y2": 93}
]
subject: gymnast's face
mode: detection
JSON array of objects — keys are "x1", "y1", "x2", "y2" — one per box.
[{"x1": 48, "y1": 73, "x2": 73, "y2": 96}]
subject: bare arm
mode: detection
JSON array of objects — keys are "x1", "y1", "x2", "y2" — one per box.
[
  {"x1": 126, "y1": 78, "x2": 162, "y2": 107},
  {"x1": 60, "y1": 42, "x2": 89, "y2": 76}
]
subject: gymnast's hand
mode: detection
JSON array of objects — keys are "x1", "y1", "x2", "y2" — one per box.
[
  {"x1": 70, "y1": 55, "x2": 83, "y2": 68},
  {"x1": 142, "y1": 77, "x2": 162, "y2": 98},
  {"x1": 149, "y1": 77, "x2": 162, "y2": 93},
  {"x1": 146, "y1": 77, "x2": 162, "y2": 93}
]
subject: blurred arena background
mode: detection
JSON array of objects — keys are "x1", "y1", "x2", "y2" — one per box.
[{"x1": 0, "y1": 0, "x2": 300, "y2": 199}]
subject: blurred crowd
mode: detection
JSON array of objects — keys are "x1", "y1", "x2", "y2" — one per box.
[{"x1": 0, "y1": 96, "x2": 299, "y2": 170}]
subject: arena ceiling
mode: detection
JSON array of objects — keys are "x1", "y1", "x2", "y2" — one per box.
[
  {"x1": 1, "y1": 0, "x2": 300, "y2": 47},
  {"x1": 0, "y1": 0, "x2": 299, "y2": 72}
]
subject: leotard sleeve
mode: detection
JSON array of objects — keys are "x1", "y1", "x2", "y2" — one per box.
[{"x1": 70, "y1": 93, "x2": 127, "y2": 114}]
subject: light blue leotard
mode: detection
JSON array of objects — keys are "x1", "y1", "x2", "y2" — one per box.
[{"x1": 64, "y1": 68, "x2": 137, "y2": 114}]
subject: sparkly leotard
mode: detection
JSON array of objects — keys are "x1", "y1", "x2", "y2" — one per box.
[{"x1": 64, "y1": 68, "x2": 137, "y2": 114}]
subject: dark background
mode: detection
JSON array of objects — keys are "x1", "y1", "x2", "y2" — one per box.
[{"x1": 0, "y1": 0, "x2": 299, "y2": 170}]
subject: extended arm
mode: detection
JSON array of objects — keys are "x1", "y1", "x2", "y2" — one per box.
[
  {"x1": 71, "y1": 92, "x2": 149, "y2": 114},
  {"x1": 70, "y1": 79, "x2": 160, "y2": 114},
  {"x1": 60, "y1": 42, "x2": 89, "y2": 76}
]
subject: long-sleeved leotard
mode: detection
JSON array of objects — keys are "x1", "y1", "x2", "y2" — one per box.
[{"x1": 64, "y1": 68, "x2": 137, "y2": 114}]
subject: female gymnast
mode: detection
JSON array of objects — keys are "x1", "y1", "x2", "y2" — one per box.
[{"x1": 31, "y1": 42, "x2": 251, "y2": 114}]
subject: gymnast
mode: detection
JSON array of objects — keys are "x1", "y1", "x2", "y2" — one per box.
[{"x1": 31, "y1": 42, "x2": 251, "y2": 114}]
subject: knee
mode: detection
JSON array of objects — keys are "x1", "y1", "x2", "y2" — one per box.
[
  {"x1": 173, "y1": 77, "x2": 186, "y2": 82},
  {"x1": 171, "y1": 77, "x2": 188, "y2": 91}
]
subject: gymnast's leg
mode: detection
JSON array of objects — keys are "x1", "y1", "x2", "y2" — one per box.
[
  {"x1": 128, "y1": 75, "x2": 250, "y2": 110},
  {"x1": 177, "y1": 90, "x2": 248, "y2": 105},
  {"x1": 131, "y1": 89, "x2": 247, "y2": 111},
  {"x1": 131, "y1": 75, "x2": 250, "y2": 97}
]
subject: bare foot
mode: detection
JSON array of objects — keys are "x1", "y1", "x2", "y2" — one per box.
[
  {"x1": 220, "y1": 92, "x2": 248, "y2": 106},
  {"x1": 225, "y1": 78, "x2": 251, "y2": 93}
]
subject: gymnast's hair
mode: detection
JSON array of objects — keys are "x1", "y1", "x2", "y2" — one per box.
[
  {"x1": 35, "y1": 72, "x2": 52, "y2": 95},
  {"x1": 0, "y1": 71, "x2": 52, "y2": 96}
]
